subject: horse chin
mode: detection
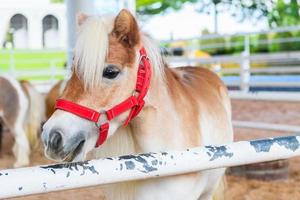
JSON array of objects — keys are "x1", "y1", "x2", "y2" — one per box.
[{"x1": 62, "y1": 140, "x2": 86, "y2": 162}]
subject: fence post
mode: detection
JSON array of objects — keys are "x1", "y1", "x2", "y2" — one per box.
[{"x1": 240, "y1": 35, "x2": 250, "y2": 92}]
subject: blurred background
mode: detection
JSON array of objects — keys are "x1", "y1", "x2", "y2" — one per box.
[
  {"x1": 1, "y1": 1, "x2": 300, "y2": 199},
  {"x1": 1, "y1": 0, "x2": 300, "y2": 95}
]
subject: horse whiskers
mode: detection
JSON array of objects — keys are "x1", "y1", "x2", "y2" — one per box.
[{"x1": 62, "y1": 140, "x2": 85, "y2": 162}]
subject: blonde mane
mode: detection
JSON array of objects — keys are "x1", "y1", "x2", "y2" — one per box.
[
  {"x1": 73, "y1": 15, "x2": 165, "y2": 89},
  {"x1": 74, "y1": 16, "x2": 113, "y2": 89}
]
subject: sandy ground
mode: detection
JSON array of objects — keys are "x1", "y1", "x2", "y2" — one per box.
[
  {"x1": 1, "y1": 100, "x2": 300, "y2": 200},
  {"x1": 226, "y1": 100, "x2": 300, "y2": 200}
]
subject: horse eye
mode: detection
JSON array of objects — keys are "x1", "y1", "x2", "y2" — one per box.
[{"x1": 103, "y1": 65, "x2": 120, "y2": 79}]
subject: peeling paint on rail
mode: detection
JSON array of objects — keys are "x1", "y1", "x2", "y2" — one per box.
[{"x1": 0, "y1": 135, "x2": 299, "y2": 199}]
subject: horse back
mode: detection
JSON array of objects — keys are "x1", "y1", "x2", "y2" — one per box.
[
  {"x1": 167, "y1": 66, "x2": 228, "y2": 100},
  {"x1": 165, "y1": 66, "x2": 233, "y2": 145}
]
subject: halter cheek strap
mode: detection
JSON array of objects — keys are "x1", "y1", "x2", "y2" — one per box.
[{"x1": 55, "y1": 47, "x2": 151, "y2": 147}]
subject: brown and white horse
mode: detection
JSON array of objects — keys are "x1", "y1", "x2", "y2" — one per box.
[
  {"x1": 45, "y1": 80, "x2": 67, "y2": 119},
  {"x1": 0, "y1": 75, "x2": 46, "y2": 167},
  {"x1": 42, "y1": 10, "x2": 233, "y2": 200}
]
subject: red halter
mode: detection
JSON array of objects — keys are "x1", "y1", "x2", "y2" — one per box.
[{"x1": 55, "y1": 47, "x2": 151, "y2": 147}]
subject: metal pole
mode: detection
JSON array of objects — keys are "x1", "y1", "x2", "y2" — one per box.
[
  {"x1": 213, "y1": 3, "x2": 218, "y2": 34},
  {"x1": 0, "y1": 135, "x2": 300, "y2": 199},
  {"x1": 240, "y1": 35, "x2": 250, "y2": 92},
  {"x1": 65, "y1": 0, "x2": 95, "y2": 70},
  {"x1": 66, "y1": 0, "x2": 76, "y2": 70}
]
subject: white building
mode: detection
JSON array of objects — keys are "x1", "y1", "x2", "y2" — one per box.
[
  {"x1": 0, "y1": 0, "x2": 67, "y2": 49},
  {"x1": 0, "y1": 0, "x2": 135, "y2": 50}
]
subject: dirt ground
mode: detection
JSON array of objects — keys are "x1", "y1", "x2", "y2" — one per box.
[
  {"x1": 226, "y1": 100, "x2": 300, "y2": 200},
  {"x1": 1, "y1": 100, "x2": 300, "y2": 200}
]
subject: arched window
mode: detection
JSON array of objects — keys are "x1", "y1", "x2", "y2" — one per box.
[
  {"x1": 9, "y1": 14, "x2": 28, "y2": 48},
  {"x1": 42, "y1": 15, "x2": 59, "y2": 48}
]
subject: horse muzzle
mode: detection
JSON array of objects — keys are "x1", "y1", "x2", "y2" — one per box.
[{"x1": 42, "y1": 129, "x2": 86, "y2": 162}]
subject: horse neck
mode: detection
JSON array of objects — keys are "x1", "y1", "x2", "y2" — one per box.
[{"x1": 130, "y1": 68, "x2": 186, "y2": 152}]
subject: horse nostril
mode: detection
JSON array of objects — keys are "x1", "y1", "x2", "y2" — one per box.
[{"x1": 49, "y1": 131, "x2": 63, "y2": 150}]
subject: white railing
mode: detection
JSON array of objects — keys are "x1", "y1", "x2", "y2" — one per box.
[
  {"x1": 229, "y1": 91, "x2": 300, "y2": 101},
  {"x1": 167, "y1": 51, "x2": 300, "y2": 93},
  {"x1": 164, "y1": 26, "x2": 300, "y2": 93},
  {"x1": 0, "y1": 135, "x2": 299, "y2": 199},
  {"x1": 0, "y1": 49, "x2": 66, "y2": 83},
  {"x1": 233, "y1": 121, "x2": 300, "y2": 133}
]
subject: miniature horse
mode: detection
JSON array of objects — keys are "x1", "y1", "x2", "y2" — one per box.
[
  {"x1": 0, "y1": 76, "x2": 45, "y2": 167},
  {"x1": 42, "y1": 10, "x2": 233, "y2": 200}
]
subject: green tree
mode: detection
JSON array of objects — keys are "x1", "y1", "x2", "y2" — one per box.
[
  {"x1": 251, "y1": 33, "x2": 269, "y2": 53},
  {"x1": 228, "y1": 35, "x2": 245, "y2": 53},
  {"x1": 195, "y1": 0, "x2": 274, "y2": 33},
  {"x1": 138, "y1": 0, "x2": 275, "y2": 33},
  {"x1": 268, "y1": 31, "x2": 300, "y2": 52},
  {"x1": 199, "y1": 29, "x2": 227, "y2": 55},
  {"x1": 268, "y1": 0, "x2": 300, "y2": 28},
  {"x1": 267, "y1": 0, "x2": 300, "y2": 52},
  {"x1": 51, "y1": 0, "x2": 64, "y2": 3},
  {"x1": 137, "y1": 0, "x2": 198, "y2": 15}
]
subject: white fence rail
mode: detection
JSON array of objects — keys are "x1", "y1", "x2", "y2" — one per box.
[
  {"x1": 12, "y1": 69, "x2": 67, "y2": 78},
  {"x1": 164, "y1": 26, "x2": 300, "y2": 93},
  {"x1": 166, "y1": 52, "x2": 300, "y2": 65},
  {"x1": 0, "y1": 135, "x2": 299, "y2": 199},
  {"x1": 233, "y1": 121, "x2": 300, "y2": 133},
  {"x1": 0, "y1": 49, "x2": 66, "y2": 83},
  {"x1": 229, "y1": 91, "x2": 300, "y2": 101},
  {"x1": 167, "y1": 51, "x2": 300, "y2": 93}
]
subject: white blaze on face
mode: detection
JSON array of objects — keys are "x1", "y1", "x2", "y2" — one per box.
[
  {"x1": 42, "y1": 109, "x2": 123, "y2": 162},
  {"x1": 42, "y1": 110, "x2": 95, "y2": 161}
]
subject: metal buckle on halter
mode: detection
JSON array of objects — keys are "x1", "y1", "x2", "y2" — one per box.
[{"x1": 94, "y1": 110, "x2": 109, "y2": 129}]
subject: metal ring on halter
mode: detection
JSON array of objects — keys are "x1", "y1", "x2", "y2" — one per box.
[
  {"x1": 94, "y1": 110, "x2": 109, "y2": 129},
  {"x1": 138, "y1": 54, "x2": 149, "y2": 65},
  {"x1": 132, "y1": 89, "x2": 140, "y2": 97}
]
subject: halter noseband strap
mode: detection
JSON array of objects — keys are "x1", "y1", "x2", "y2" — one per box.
[{"x1": 55, "y1": 47, "x2": 152, "y2": 147}]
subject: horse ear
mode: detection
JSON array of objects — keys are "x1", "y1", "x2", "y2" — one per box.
[
  {"x1": 112, "y1": 9, "x2": 140, "y2": 47},
  {"x1": 77, "y1": 13, "x2": 88, "y2": 26}
]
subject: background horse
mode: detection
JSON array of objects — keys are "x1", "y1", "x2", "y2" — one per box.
[
  {"x1": 42, "y1": 10, "x2": 233, "y2": 200},
  {"x1": 0, "y1": 76, "x2": 45, "y2": 167},
  {"x1": 45, "y1": 80, "x2": 67, "y2": 119}
]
